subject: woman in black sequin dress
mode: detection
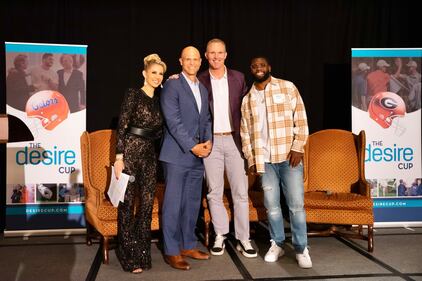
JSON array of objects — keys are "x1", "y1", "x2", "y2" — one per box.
[{"x1": 114, "y1": 54, "x2": 166, "y2": 273}]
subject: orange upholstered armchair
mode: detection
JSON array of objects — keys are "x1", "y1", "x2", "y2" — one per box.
[
  {"x1": 303, "y1": 129, "x2": 374, "y2": 252},
  {"x1": 80, "y1": 129, "x2": 164, "y2": 263},
  {"x1": 201, "y1": 174, "x2": 267, "y2": 246}
]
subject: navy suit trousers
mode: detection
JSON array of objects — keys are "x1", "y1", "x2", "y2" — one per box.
[{"x1": 161, "y1": 161, "x2": 204, "y2": 255}]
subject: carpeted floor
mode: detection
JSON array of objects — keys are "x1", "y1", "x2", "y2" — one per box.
[{"x1": 1, "y1": 225, "x2": 421, "y2": 281}]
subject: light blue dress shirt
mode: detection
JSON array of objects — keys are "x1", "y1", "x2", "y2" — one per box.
[{"x1": 182, "y1": 72, "x2": 202, "y2": 112}]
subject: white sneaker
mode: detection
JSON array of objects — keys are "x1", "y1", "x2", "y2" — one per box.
[
  {"x1": 236, "y1": 240, "x2": 258, "y2": 258},
  {"x1": 210, "y1": 234, "x2": 226, "y2": 256},
  {"x1": 264, "y1": 240, "x2": 284, "y2": 262},
  {"x1": 296, "y1": 247, "x2": 312, "y2": 268}
]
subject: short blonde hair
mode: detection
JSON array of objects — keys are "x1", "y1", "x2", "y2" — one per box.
[
  {"x1": 143, "y1": 53, "x2": 167, "y2": 73},
  {"x1": 206, "y1": 38, "x2": 226, "y2": 52}
]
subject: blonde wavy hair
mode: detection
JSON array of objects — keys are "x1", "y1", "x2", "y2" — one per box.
[{"x1": 143, "y1": 53, "x2": 167, "y2": 73}]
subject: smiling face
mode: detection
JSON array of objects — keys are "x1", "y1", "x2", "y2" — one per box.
[
  {"x1": 250, "y1": 57, "x2": 271, "y2": 83},
  {"x1": 42, "y1": 55, "x2": 54, "y2": 68},
  {"x1": 179, "y1": 46, "x2": 201, "y2": 78},
  {"x1": 143, "y1": 63, "x2": 164, "y2": 89},
  {"x1": 205, "y1": 41, "x2": 227, "y2": 71}
]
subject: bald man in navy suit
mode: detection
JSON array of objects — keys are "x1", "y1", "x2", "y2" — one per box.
[{"x1": 159, "y1": 46, "x2": 212, "y2": 270}]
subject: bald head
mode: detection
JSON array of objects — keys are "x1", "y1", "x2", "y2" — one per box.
[
  {"x1": 179, "y1": 46, "x2": 202, "y2": 81},
  {"x1": 181, "y1": 46, "x2": 200, "y2": 58}
]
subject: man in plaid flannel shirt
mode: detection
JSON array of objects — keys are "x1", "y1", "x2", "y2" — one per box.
[{"x1": 240, "y1": 56, "x2": 312, "y2": 268}]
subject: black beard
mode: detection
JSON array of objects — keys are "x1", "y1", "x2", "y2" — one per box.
[{"x1": 253, "y1": 71, "x2": 271, "y2": 83}]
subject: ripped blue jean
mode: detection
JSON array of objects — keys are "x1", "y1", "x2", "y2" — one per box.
[{"x1": 261, "y1": 161, "x2": 307, "y2": 253}]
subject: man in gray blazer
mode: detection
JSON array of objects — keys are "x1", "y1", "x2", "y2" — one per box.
[
  {"x1": 198, "y1": 39, "x2": 257, "y2": 258},
  {"x1": 159, "y1": 46, "x2": 213, "y2": 270}
]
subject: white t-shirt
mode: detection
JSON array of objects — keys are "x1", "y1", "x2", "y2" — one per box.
[{"x1": 252, "y1": 88, "x2": 270, "y2": 162}]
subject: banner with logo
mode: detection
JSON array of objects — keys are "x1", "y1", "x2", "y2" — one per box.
[
  {"x1": 351, "y1": 48, "x2": 422, "y2": 225},
  {"x1": 5, "y1": 42, "x2": 87, "y2": 232}
]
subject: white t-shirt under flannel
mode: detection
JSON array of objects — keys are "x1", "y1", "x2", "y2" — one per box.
[
  {"x1": 251, "y1": 88, "x2": 270, "y2": 162},
  {"x1": 240, "y1": 77, "x2": 309, "y2": 173}
]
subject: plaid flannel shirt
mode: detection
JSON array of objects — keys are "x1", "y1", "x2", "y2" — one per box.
[{"x1": 240, "y1": 77, "x2": 309, "y2": 173}]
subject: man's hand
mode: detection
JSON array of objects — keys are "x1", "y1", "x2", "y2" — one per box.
[
  {"x1": 248, "y1": 165, "x2": 261, "y2": 176},
  {"x1": 394, "y1": 57, "x2": 402, "y2": 67},
  {"x1": 114, "y1": 160, "x2": 125, "y2": 179},
  {"x1": 288, "y1": 151, "x2": 303, "y2": 167},
  {"x1": 204, "y1": 140, "x2": 212, "y2": 154},
  {"x1": 191, "y1": 141, "x2": 212, "y2": 158}
]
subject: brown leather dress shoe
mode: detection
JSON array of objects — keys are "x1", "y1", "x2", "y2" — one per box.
[
  {"x1": 164, "y1": 255, "x2": 190, "y2": 270},
  {"x1": 181, "y1": 249, "x2": 210, "y2": 260}
]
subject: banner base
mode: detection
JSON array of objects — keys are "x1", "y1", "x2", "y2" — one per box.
[
  {"x1": 4, "y1": 228, "x2": 86, "y2": 238},
  {"x1": 374, "y1": 221, "x2": 422, "y2": 228}
]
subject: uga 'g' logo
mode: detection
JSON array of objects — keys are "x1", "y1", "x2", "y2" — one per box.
[
  {"x1": 380, "y1": 97, "x2": 398, "y2": 109},
  {"x1": 368, "y1": 92, "x2": 406, "y2": 129}
]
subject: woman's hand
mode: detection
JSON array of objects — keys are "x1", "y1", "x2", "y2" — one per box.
[{"x1": 114, "y1": 160, "x2": 125, "y2": 179}]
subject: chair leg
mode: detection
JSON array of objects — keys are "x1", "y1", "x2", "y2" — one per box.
[
  {"x1": 367, "y1": 225, "x2": 374, "y2": 252},
  {"x1": 204, "y1": 221, "x2": 210, "y2": 247},
  {"x1": 103, "y1": 236, "x2": 110, "y2": 264},
  {"x1": 358, "y1": 225, "x2": 363, "y2": 236}
]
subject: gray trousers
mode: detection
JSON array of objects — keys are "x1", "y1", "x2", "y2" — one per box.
[{"x1": 204, "y1": 135, "x2": 250, "y2": 241}]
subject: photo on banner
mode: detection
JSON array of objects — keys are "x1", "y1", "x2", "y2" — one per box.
[
  {"x1": 4, "y1": 42, "x2": 87, "y2": 232},
  {"x1": 351, "y1": 48, "x2": 422, "y2": 225}
]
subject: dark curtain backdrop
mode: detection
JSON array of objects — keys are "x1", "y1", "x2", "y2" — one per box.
[{"x1": 0, "y1": 0, "x2": 421, "y2": 230}]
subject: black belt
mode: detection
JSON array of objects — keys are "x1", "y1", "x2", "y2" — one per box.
[{"x1": 128, "y1": 126, "x2": 158, "y2": 139}]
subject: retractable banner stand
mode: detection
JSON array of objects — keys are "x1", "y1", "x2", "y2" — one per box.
[
  {"x1": 351, "y1": 48, "x2": 422, "y2": 226},
  {"x1": 5, "y1": 42, "x2": 87, "y2": 233}
]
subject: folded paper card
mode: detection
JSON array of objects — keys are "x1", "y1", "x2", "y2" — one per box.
[{"x1": 107, "y1": 166, "x2": 130, "y2": 207}]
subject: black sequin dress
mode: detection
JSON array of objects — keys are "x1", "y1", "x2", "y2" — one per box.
[{"x1": 115, "y1": 88, "x2": 162, "y2": 271}]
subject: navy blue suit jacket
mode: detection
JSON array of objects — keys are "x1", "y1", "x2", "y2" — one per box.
[{"x1": 159, "y1": 73, "x2": 212, "y2": 167}]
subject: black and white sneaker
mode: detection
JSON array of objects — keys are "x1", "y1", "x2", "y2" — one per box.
[
  {"x1": 236, "y1": 240, "x2": 258, "y2": 258},
  {"x1": 210, "y1": 234, "x2": 226, "y2": 256}
]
